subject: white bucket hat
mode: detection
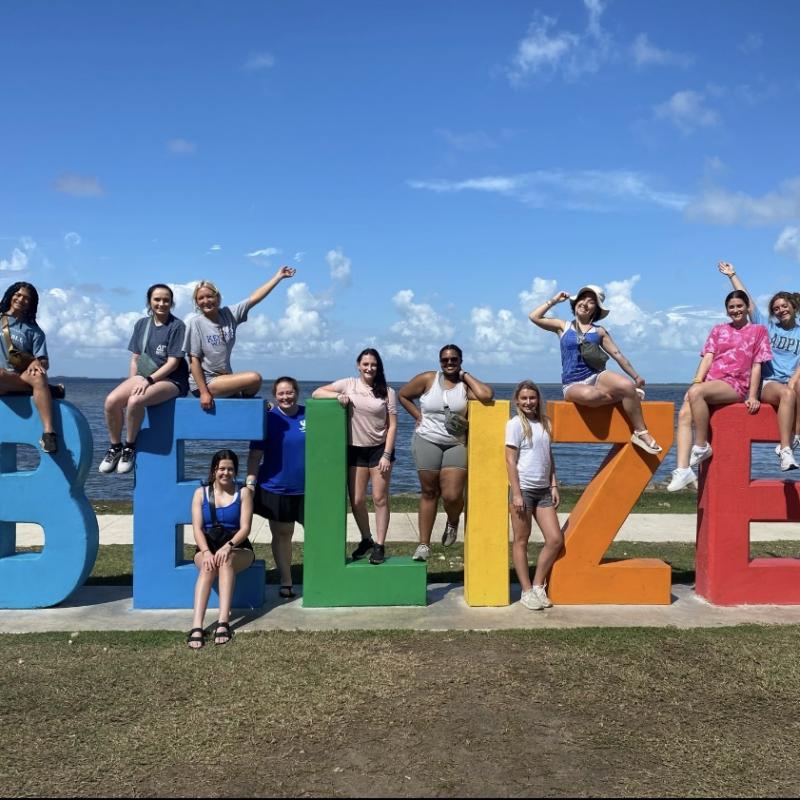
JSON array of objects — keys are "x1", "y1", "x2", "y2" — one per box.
[{"x1": 570, "y1": 284, "x2": 610, "y2": 320}]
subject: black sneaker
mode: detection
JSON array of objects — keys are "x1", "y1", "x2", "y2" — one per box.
[
  {"x1": 99, "y1": 444, "x2": 123, "y2": 474},
  {"x1": 39, "y1": 432, "x2": 57, "y2": 454},
  {"x1": 116, "y1": 446, "x2": 136, "y2": 474},
  {"x1": 351, "y1": 537, "x2": 375, "y2": 560},
  {"x1": 369, "y1": 544, "x2": 386, "y2": 565}
]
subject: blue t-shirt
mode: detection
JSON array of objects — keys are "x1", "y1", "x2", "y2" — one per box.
[
  {"x1": 560, "y1": 322, "x2": 605, "y2": 384},
  {"x1": 250, "y1": 405, "x2": 306, "y2": 495},
  {"x1": 127, "y1": 314, "x2": 190, "y2": 395},
  {"x1": 751, "y1": 306, "x2": 800, "y2": 382},
  {"x1": 0, "y1": 315, "x2": 48, "y2": 372}
]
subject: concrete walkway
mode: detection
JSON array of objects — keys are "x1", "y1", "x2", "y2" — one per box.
[
  {"x1": 4, "y1": 583, "x2": 800, "y2": 634},
  {"x1": 13, "y1": 513, "x2": 800, "y2": 546}
]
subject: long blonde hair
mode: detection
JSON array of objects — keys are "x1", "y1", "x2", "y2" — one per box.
[
  {"x1": 193, "y1": 280, "x2": 221, "y2": 309},
  {"x1": 514, "y1": 379, "x2": 550, "y2": 441}
]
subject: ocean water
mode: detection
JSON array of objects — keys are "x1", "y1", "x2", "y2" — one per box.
[{"x1": 16, "y1": 378, "x2": 798, "y2": 502}]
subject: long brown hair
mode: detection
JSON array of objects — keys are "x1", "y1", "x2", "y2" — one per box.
[
  {"x1": 768, "y1": 291, "x2": 800, "y2": 321},
  {"x1": 513, "y1": 379, "x2": 550, "y2": 440}
]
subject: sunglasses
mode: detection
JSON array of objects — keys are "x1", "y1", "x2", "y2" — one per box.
[{"x1": 440, "y1": 357, "x2": 460, "y2": 364}]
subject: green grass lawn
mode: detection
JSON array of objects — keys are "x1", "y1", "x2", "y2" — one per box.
[
  {"x1": 70, "y1": 540, "x2": 800, "y2": 588},
  {"x1": 3, "y1": 626, "x2": 800, "y2": 797},
  {"x1": 90, "y1": 487, "x2": 699, "y2": 517}
]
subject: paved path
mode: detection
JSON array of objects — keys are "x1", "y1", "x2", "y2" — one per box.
[
  {"x1": 4, "y1": 583, "x2": 800, "y2": 633},
  {"x1": 13, "y1": 513, "x2": 800, "y2": 546}
]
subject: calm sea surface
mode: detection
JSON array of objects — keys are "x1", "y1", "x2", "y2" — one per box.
[{"x1": 37, "y1": 379, "x2": 798, "y2": 502}]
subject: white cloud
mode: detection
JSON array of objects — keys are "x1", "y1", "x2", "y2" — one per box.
[
  {"x1": 37, "y1": 287, "x2": 139, "y2": 350},
  {"x1": 19, "y1": 236, "x2": 36, "y2": 252},
  {"x1": 167, "y1": 138, "x2": 197, "y2": 155},
  {"x1": 654, "y1": 90, "x2": 719, "y2": 134},
  {"x1": 469, "y1": 305, "x2": 548, "y2": 365},
  {"x1": 243, "y1": 52, "x2": 275, "y2": 71},
  {"x1": 506, "y1": 0, "x2": 611, "y2": 84},
  {"x1": 293, "y1": 252, "x2": 305, "y2": 263},
  {"x1": 64, "y1": 232, "x2": 82, "y2": 248},
  {"x1": 739, "y1": 33, "x2": 763, "y2": 54},
  {"x1": 385, "y1": 290, "x2": 455, "y2": 360},
  {"x1": 53, "y1": 172, "x2": 105, "y2": 197},
  {"x1": 409, "y1": 169, "x2": 688, "y2": 212},
  {"x1": 207, "y1": 244, "x2": 222, "y2": 254},
  {"x1": 685, "y1": 177, "x2": 800, "y2": 226},
  {"x1": 246, "y1": 247, "x2": 281, "y2": 260},
  {"x1": 631, "y1": 33, "x2": 693, "y2": 68},
  {"x1": 0, "y1": 248, "x2": 28, "y2": 272},
  {"x1": 775, "y1": 227, "x2": 800, "y2": 262},
  {"x1": 518, "y1": 278, "x2": 558, "y2": 312},
  {"x1": 326, "y1": 247, "x2": 352, "y2": 283},
  {"x1": 237, "y1": 281, "x2": 346, "y2": 358}
]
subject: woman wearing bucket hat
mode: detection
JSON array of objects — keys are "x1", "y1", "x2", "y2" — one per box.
[{"x1": 529, "y1": 284, "x2": 661, "y2": 454}]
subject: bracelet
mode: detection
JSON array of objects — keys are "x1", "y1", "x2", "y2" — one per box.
[
  {"x1": 692, "y1": 378, "x2": 703, "y2": 384},
  {"x1": 145, "y1": 376, "x2": 155, "y2": 386},
  {"x1": 381, "y1": 452, "x2": 392, "y2": 459}
]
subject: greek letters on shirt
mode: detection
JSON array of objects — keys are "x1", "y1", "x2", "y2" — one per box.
[{"x1": 771, "y1": 331, "x2": 800, "y2": 357}]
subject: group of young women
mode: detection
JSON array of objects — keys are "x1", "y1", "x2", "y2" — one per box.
[{"x1": 1, "y1": 260, "x2": 797, "y2": 641}]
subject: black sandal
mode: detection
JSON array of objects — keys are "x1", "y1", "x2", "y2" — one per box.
[
  {"x1": 186, "y1": 627, "x2": 206, "y2": 650},
  {"x1": 279, "y1": 585, "x2": 296, "y2": 599},
  {"x1": 214, "y1": 621, "x2": 233, "y2": 646}
]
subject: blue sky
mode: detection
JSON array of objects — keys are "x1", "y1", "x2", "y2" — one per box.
[{"x1": 2, "y1": 0, "x2": 799, "y2": 382}]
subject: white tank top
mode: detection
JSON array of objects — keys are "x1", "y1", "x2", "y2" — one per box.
[{"x1": 416, "y1": 371, "x2": 468, "y2": 445}]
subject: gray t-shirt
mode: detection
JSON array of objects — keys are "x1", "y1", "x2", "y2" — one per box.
[
  {"x1": 0, "y1": 315, "x2": 48, "y2": 372},
  {"x1": 185, "y1": 300, "x2": 250, "y2": 388},
  {"x1": 127, "y1": 314, "x2": 189, "y2": 394}
]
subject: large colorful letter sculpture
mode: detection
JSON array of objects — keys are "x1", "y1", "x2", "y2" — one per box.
[
  {"x1": 696, "y1": 404, "x2": 800, "y2": 605},
  {"x1": 547, "y1": 401, "x2": 674, "y2": 604},
  {"x1": 0, "y1": 398, "x2": 98, "y2": 608},
  {"x1": 133, "y1": 398, "x2": 265, "y2": 609},
  {"x1": 464, "y1": 400, "x2": 511, "y2": 607},
  {"x1": 302, "y1": 398, "x2": 426, "y2": 607}
]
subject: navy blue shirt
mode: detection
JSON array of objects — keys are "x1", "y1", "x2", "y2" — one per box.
[{"x1": 250, "y1": 405, "x2": 306, "y2": 495}]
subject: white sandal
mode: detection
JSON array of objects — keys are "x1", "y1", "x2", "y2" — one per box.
[{"x1": 631, "y1": 429, "x2": 662, "y2": 454}]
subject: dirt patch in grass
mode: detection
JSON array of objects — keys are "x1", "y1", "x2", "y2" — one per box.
[{"x1": 3, "y1": 627, "x2": 800, "y2": 797}]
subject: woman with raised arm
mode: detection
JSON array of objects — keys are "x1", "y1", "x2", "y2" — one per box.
[
  {"x1": 719, "y1": 261, "x2": 800, "y2": 471},
  {"x1": 313, "y1": 349, "x2": 397, "y2": 565},
  {"x1": 186, "y1": 265, "x2": 295, "y2": 410},
  {"x1": 247, "y1": 377, "x2": 305, "y2": 599},
  {"x1": 99, "y1": 284, "x2": 189, "y2": 475},
  {"x1": 667, "y1": 286, "x2": 772, "y2": 491},
  {"x1": 529, "y1": 284, "x2": 661, "y2": 455},
  {"x1": 187, "y1": 449, "x2": 255, "y2": 649},
  {"x1": 398, "y1": 344, "x2": 494, "y2": 562},
  {"x1": 506, "y1": 380, "x2": 562, "y2": 611},
  {"x1": 0, "y1": 282, "x2": 58, "y2": 453}
]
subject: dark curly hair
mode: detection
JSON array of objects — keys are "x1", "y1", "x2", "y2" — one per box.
[
  {"x1": 357, "y1": 348, "x2": 388, "y2": 400},
  {"x1": 0, "y1": 282, "x2": 39, "y2": 322}
]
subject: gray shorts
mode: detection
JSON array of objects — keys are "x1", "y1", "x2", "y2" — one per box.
[
  {"x1": 519, "y1": 487, "x2": 554, "y2": 509},
  {"x1": 412, "y1": 433, "x2": 467, "y2": 471}
]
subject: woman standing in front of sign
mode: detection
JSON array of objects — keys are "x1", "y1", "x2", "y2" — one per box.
[{"x1": 505, "y1": 379, "x2": 562, "y2": 610}]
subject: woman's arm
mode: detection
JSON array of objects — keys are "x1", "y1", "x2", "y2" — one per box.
[
  {"x1": 549, "y1": 449, "x2": 560, "y2": 509},
  {"x1": 692, "y1": 353, "x2": 714, "y2": 384},
  {"x1": 128, "y1": 354, "x2": 138, "y2": 379},
  {"x1": 245, "y1": 448, "x2": 262, "y2": 491},
  {"x1": 599, "y1": 330, "x2": 645, "y2": 388},
  {"x1": 461, "y1": 371, "x2": 494, "y2": 402},
  {"x1": 130, "y1": 356, "x2": 183, "y2": 396},
  {"x1": 216, "y1": 486, "x2": 254, "y2": 567},
  {"x1": 505, "y1": 445, "x2": 525, "y2": 513},
  {"x1": 745, "y1": 362, "x2": 762, "y2": 414},
  {"x1": 246, "y1": 265, "x2": 296, "y2": 311},
  {"x1": 379, "y1": 411, "x2": 397, "y2": 475},
  {"x1": 718, "y1": 262, "x2": 755, "y2": 316},
  {"x1": 311, "y1": 381, "x2": 350, "y2": 406},
  {"x1": 528, "y1": 291, "x2": 570, "y2": 334},
  {"x1": 190, "y1": 356, "x2": 214, "y2": 410},
  {"x1": 398, "y1": 372, "x2": 434, "y2": 423},
  {"x1": 191, "y1": 488, "x2": 215, "y2": 572}
]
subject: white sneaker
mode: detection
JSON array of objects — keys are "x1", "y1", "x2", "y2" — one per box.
[
  {"x1": 689, "y1": 444, "x2": 713, "y2": 467},
  {"x1": 412, "y1": 544, "x2": 431, "y2": 562},
  {"x1": 780, "y1": 447, "x2": 799, "y2": 472},
  {"x1": 775, "y1": 436, "x2": 800, "y2": 456},
  {"x1": 667, "y1": 467, "x2": 697, "y2": 492},
  {"x1": 520, "y1": 588, "x2": 544, "y2": 610},
  {"x1": 531, "y1": 584, "x2": 553, "y2": 608}
]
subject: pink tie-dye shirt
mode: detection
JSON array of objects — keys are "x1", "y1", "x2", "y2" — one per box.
[{"x1": 701, "y1": 322, "x2": 772, "y2": 400}]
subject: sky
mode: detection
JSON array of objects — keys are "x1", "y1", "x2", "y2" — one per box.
[{"x1": 1, "y1": 0, "x2": 799, "y2": 383}]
